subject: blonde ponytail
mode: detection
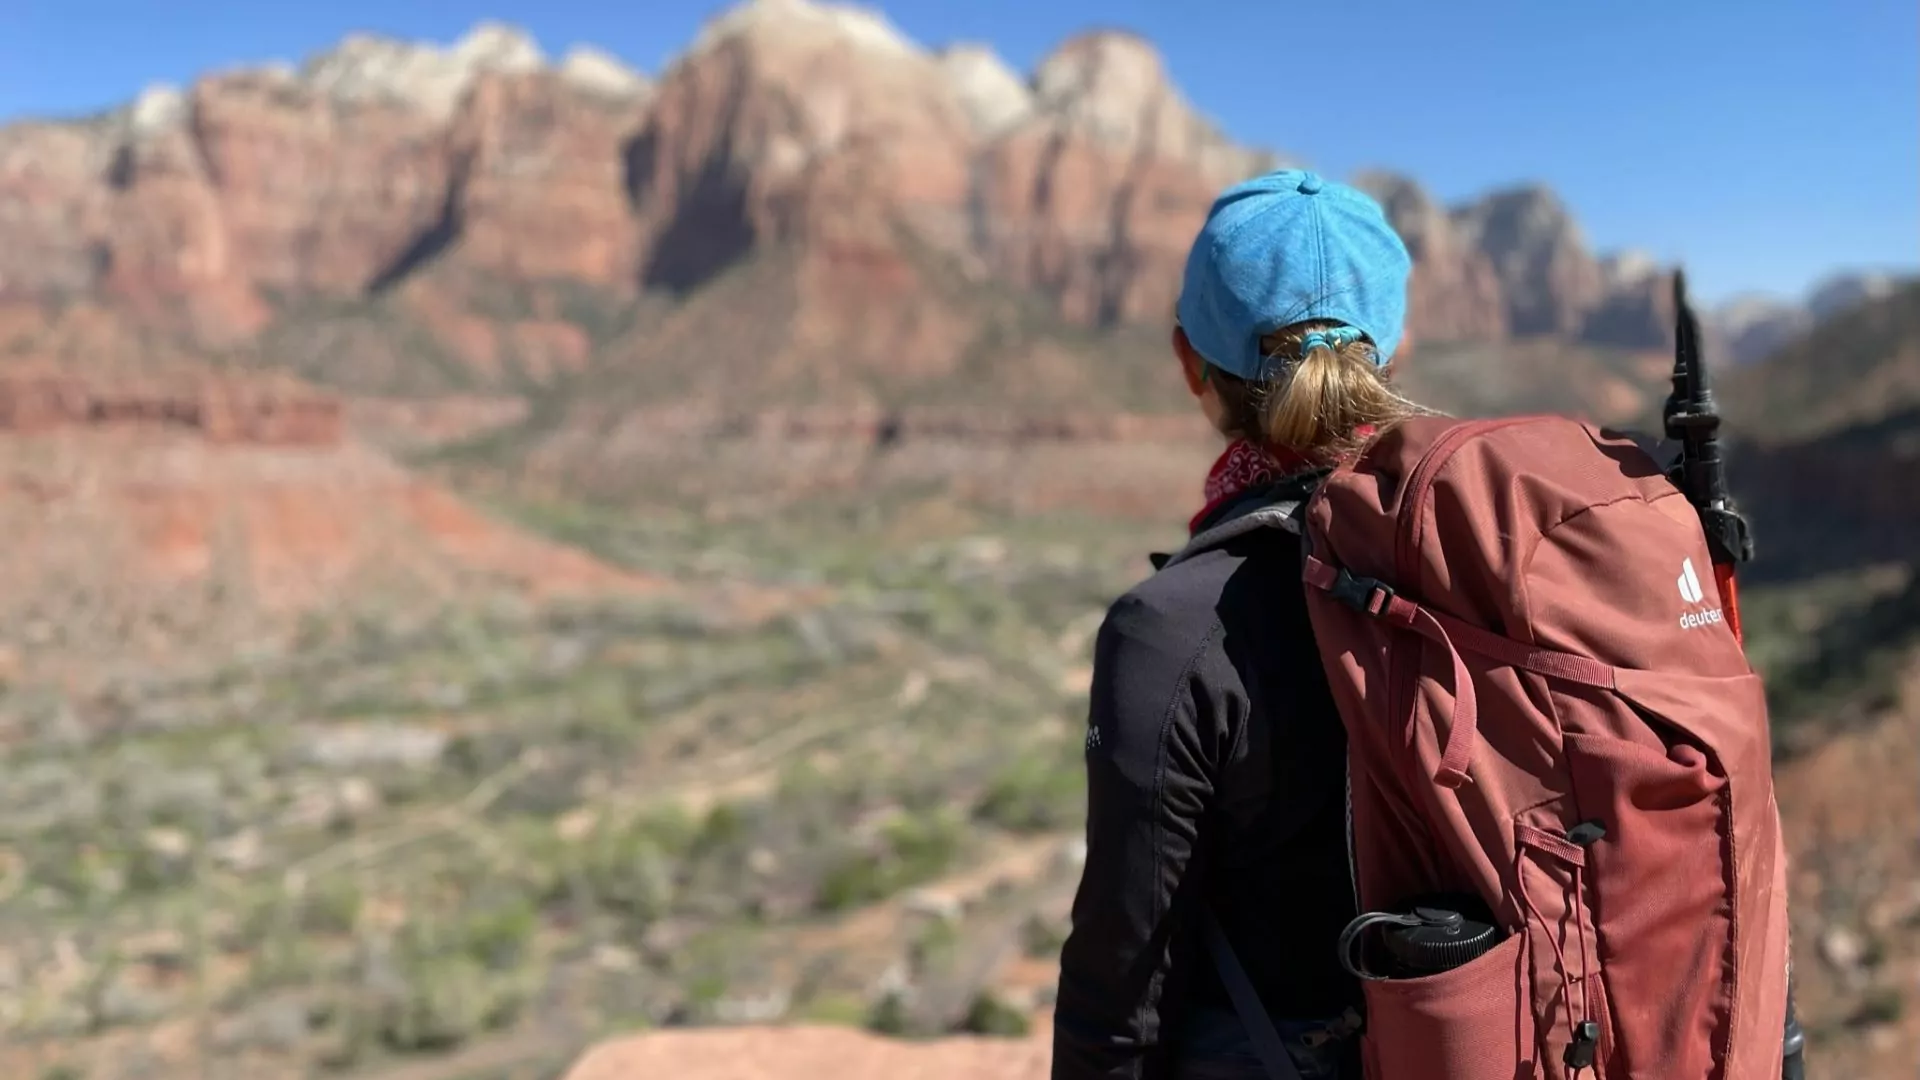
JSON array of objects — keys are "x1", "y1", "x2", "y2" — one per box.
[{"x1": 1256, "y1": 321, "x2": 1433, "y2": 457}]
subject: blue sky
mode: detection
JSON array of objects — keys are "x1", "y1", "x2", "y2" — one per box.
[{"x1": 3, "y1": 0, "x2": 1914, "y2": 304}]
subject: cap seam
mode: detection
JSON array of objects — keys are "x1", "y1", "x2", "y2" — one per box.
[{"x1": 1314, "y1": 196, "x2": 1331, "y2": 337}]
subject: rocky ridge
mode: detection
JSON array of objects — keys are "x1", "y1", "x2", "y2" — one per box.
[
  {"x1": 0, "y1": 0, "x2": 1720, "y2": 381},
  {"x1": 0, "y1": 368, "x2": 343, "y2": 445},
  {"x1": 1711, "y1": 271, "x2": 1910, "y2": 367}
]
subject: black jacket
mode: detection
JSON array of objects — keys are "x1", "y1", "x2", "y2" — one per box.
[{"x1": 1052, "y1": 484, "x2": 1361, "y2": 1080}]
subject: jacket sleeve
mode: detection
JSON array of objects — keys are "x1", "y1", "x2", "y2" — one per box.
[{"x1": 1051, "y1": 595, "x2": 1227, "y2": 1080}]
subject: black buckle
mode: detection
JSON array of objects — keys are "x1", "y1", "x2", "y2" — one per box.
[{"x1": 1329, "y1": 569, "x2": 1395, "y2": 616}]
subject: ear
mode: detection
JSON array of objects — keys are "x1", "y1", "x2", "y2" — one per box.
[{"x1": 1172, "y1": 325, "x2": 1208, "y2": 398}]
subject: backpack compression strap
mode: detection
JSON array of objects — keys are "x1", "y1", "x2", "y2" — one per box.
[
  {"x1": 1200, "y1": 908, "x2": 1307, "y2": 1080},
  {"x1": 1302, "y1": 555, "x2": 1618, "y2": 788}
]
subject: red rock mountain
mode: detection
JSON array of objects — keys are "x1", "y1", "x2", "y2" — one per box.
[
  {"x1": 1719, "y1": 282, "x2": 1920, "y2": 582},
  {"x1": 0, "y1": 0, "x2": 1684, "y2": 401}
]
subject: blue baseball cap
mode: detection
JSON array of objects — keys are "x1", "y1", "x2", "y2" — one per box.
[{"x1": 1176, "y1": 168, "x2": 1412, "y2": 380}]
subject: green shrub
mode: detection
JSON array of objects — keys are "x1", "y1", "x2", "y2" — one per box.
[
  {"x1": 814, "y1": 811, "x2": 964, "y2": 913},
  {"x1": 799, "y1": 995, "x2": 868, "y2": 1026},
  {"x1": 328, "y1": 938, "x2": 530, "y2": 1060},
  {"x1": 815, "y1": 853, "x2": 889, "y2": 913},
  {"x1": 907, "y1": 919, "x2": 960, "y2": 976},
  {"x1": 247, "y1": 927, "x2": 324, "y2": 992},
  {"x1": 683, "y1": 971, "x2": 729, "y2": 1018},
  {"x1": 1847, "y1": 988, "x2": 1905, "y2": 1029},
  {"x1": 959, "y1": 991, "x2": 1030, "y2": 1037},
  {"x1": 34, "y1": 842, "x2": 123, "y2": 906},
  {"x1": 973, "y1": 755, "x2": 1084, "y2": 834},
  {"x1": 1019, "y1": 913, "x2": 1068, "y2": 960},
  {"x1": 120, "y1": 834, "x2": 192, "y2": 894},
  {"x1": 299, "y1": 880, "x2": 364, "y2": 936},
  {"x1": 456, "y1": 897, "x2": 538, "y2": 971},
  {"x1": 377, "y1": 955, "x2": 518, "y2": 1053},
  {"x1": 884, "y1": 811, "x2": 963, "y2": 881},
  {"x1": 694, "y1": 803, "x2": 746, "y2": 857},
  {"x1": 865, "y1": 990, "x2": 912, "y2": 1036},
  {"x1": 574, "y1": 821, "x2": 677, "y2": 921}
]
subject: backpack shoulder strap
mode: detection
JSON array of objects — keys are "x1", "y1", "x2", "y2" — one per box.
[{"x1": 1200, "y1": 907, "x2": 1307, "y2": 1080}]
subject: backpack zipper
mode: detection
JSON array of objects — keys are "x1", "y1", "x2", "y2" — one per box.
[
  {"x1": 1392, "y1": 419, "x2": 1528, "y2": 586},
  {"x1": 1345, "y1": 755, "x2": 1359, "y2": 912}
]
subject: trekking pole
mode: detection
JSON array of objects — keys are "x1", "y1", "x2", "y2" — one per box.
[
  {"x1": 1781, "y1": 987, "x2": 1806, "y2": 1080},
  {"x1": 1664, "y1": 270, "x2": 1804, "y2": 1079},
  {"x1": 1663, "y1": 269, "x2": 1754, "y2": 641}
]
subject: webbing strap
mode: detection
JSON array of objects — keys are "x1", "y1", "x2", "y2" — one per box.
[
  {"x1": 1414, "y1": 603, "x2": 1616, "y2": 689},
  {"x1": 1201, "y1": 908, "x2": 1306, "y2": 1080},
  {"x1": 1303, "y1": 555, "x2": 1620, "y2": 789},
  {"x1": 1516, "y1": 822, "x2": 1588, "y2": 867},
  {"x1": 1386, "y1": 598, "x2": 1480, "y2": 789}
]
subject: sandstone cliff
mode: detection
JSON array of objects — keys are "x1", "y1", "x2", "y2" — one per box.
[
  {"x1": 0, "y1": 0, "x2": 1693, "y2": 394},
  {"x1": 1353, "y1": 171, "x2": 1508, "y2": 343},
  {"x1": 1450, "y1": 184, "x2": 1606, "y2": 338},
  {"x1": 0, "y1": 369, "x2": 343, "y2": 445}
]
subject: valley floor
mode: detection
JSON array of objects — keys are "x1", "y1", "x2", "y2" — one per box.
[{"x1": 0, "y1": 481, "x2": 1911, "y2": 1080}]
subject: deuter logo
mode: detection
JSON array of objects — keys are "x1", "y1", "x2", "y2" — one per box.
[
  {"x1": 1678, "y1": 558, "x2": 1706, "y2": 604},
  {"x1": 1676, "y1": 557, "x2": 1725, "y2": 630},
  {"x1": 1680, "y1": 608, "x2": 1725, "y2": 630}
]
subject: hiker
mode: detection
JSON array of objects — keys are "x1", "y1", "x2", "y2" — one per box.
[
  {"x1": 1051, "y1": 168, "x2": 1417, "y2": 1080},
  {"x1": 1054, "y1": 166, "x2": 1797, "y2": 1080}
]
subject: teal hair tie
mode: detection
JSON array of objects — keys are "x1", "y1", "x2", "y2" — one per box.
[{"x1": 1299, "y1": 326, "x2": 1364, "y2": 355}]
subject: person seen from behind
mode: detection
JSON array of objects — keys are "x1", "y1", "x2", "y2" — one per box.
[{"x1": 1051, "y1": 168, "x2": 1425, "y2": 1080}]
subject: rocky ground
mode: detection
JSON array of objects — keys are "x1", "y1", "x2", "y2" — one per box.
[
  {"x1": 0, "y1": 478, "x2": 1162, "y2": 1079},
  {"x1": 0, "y1": 318, "x2": 1908, "y2": 1080},
  {"x1": 564, "y1": 1019, "x2": 1056, "y2": 1080},
  {"x1": 0, "y1": 455, "x2": 1911, "y2": 1079}
]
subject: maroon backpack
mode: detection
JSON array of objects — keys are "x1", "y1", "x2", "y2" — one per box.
[{"x1": 1294, "y1": 415, "x2": 1792, "y2": 1080}]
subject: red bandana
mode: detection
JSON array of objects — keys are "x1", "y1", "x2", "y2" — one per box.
[
  {"x1": 1190, "y1": 439, "x2": 1314, "y2": 534},
  {"x1": 1189, "y1": 427, "x2": 1377, "y2": 535}
]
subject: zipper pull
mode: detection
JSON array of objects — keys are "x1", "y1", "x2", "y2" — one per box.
[{"x1": 1563, "y1": 1020, "x2": 1600, "y2": 1073}]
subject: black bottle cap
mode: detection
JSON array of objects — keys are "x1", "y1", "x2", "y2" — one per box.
[
  {"x1": 1379, "y1": 894, "x2": 1501, "y2": 974},
  {"x1": 1381, "y1": 915, "x2": 1500, "y2": 973}
]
